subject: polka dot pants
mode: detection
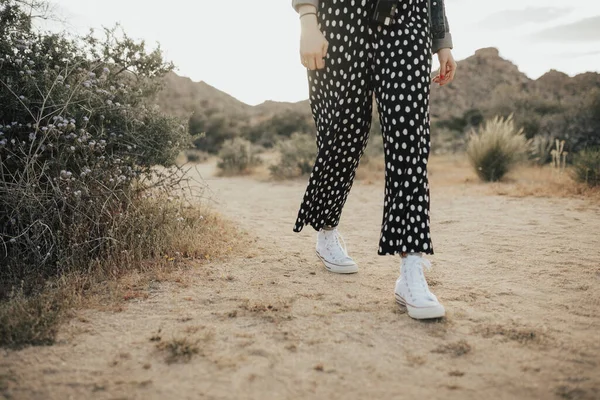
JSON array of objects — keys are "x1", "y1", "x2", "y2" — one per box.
[{"x1": 293, "y1": 0, "x2": 434, "y2": 256}]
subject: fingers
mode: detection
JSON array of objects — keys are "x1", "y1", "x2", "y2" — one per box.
[
  {"x1": 301, "y1": 52, "x2": 326, "y2": 70},
  {"x1": 316, "y1": 40, "x2": 328, "y2": 69},
  {"x1": 447, "y1": 60, "x2": 457, "y2": 82},
  {"x1": 307, "y1": 55, "x2": 317, "y2": 71},
  {"x1": 438, "y1": 58, "x2": 448, "y2": 82},
  {"x1": 439, "y1": 61, "x2": 456, "y2": 86},
  {"x1": 315, "y1": 55, "x2": 325, "y2": 70},
  {"x1": 434, "y1": 55, "x2": 457, "y2": 87}
]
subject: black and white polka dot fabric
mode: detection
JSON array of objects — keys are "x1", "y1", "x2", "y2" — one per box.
[{"x1": 293, "y1": 0, "x2": 434, "y2": 256}]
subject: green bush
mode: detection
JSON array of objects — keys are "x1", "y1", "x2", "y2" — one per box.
[
  {"x1": 0, "y1": 2, "x2": 190, "y2": 295},
  {"x1": 269, "y1": 133, "x2": 317, "y2": 179},
  {"x1": 216, "y1": 138, "x2": 262, "y2": 175},
  {"x1": 572, "y1": 148, "x2": 600, "y2": 187},
  {"x1": 466, "y1": 114, "x2": 529, "y2": 181}
]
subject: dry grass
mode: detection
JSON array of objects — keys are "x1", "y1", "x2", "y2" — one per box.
[
  {"x1": 489, "y1": 164, "x2": 600, "y2": 201},
  {"x1": 405, "y1": 352, "x2": 428, "y2": 366},
  {"x1": 353, "y1": 153, "x2": 600, "y2": 203},
  {"x1": 355, "y1": 154, "x2": 476, "y2": 187},
  {"x1": 152, "y1": 325, "x2": 215, "y2": 364},
  {"x1": 155, "y1": 337, "x2": 201, "y2": 364},
  {"x1": 0, "y1": 287, "x2": 68, "y2": 349},
  {"x1": 431, "y1": 339, "x2": 472, "y2": 357},
  {"x1": 0, "y1": 204, "x2": 246, "y2": 349},
  {"x1": 475, "y1": 322, "x2": 548, "y2": 345}
]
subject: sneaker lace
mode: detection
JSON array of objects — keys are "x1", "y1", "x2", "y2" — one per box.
[
  {"x1": 405, "y1": 257, "x2": 434, "y2": 299},
  {"x1": 322, "y1": 228, "x2": 349, "y2": 257},
  {"x1": 331, "y1": 229, "x2": 348, "y2": 255}
]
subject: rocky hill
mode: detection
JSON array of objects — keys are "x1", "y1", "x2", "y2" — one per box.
[{"x1": 154, "y1": 47, "x2": 600, "y2": 152}]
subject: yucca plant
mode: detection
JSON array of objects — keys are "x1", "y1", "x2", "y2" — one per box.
[
  {"x1": 529, "y1": 134, "x2": 555, "y2": 165},
  {"x1": 466, "y1": 114, "x2": 529, "y2": 182},
  {"x1": 572, "y1": 148, "x2": 600, "y2": 187}
]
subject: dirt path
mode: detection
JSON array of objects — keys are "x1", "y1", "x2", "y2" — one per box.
[{"x1": 2, "y1": 158, "x2": 600, "y2": 400}]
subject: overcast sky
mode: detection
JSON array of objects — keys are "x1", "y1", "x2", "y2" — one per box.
[{"x1": 46, "y1": 0, "x2": 600, "y2": 106}]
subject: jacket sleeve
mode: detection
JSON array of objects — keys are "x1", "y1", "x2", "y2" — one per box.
[
  {"x1": 432, "y1": 7, "x2": 453, "y2": 53},
  {"x1": 292, "y1": 0, "x2": 319, "y2": 13}
]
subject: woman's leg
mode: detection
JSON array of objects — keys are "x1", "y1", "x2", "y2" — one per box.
[
  {"x1": 293, "y1": 0, "x2": 376, "y2": 234},
  {"x1": 372, "y1": 0, "x2": 434, "y2": 256}
]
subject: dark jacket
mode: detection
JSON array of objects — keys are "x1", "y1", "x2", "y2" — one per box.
[{"x1": 292, "y1": 0, "x2": 453, "y2": 54}]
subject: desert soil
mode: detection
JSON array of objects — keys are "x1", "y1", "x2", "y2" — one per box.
[{"x1": 2, "y1": 156, "x2": 600, "y2": 400}]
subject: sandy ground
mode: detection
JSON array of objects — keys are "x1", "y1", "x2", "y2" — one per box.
[{"x1": 2, "y1": 157, "x2": 600, "y2": 400}]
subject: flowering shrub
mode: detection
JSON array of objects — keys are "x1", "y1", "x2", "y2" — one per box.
[{"x1": 0, "y1": 1, "x2": 191, "y2": 293}]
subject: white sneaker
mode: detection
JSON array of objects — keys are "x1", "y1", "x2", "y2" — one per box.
[
  {"x1": 394, "y1": 254, "x2": 445, "y2": 319},
  {"x1": 315, "y1": 227, "x2": 358, "y2": 274}
]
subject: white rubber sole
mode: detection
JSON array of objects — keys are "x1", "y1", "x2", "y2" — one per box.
[
  {"x1": 395, "y1": 293, "x2": 446, "y2": 319},
  {"x1": 315, "y1": 251, "x2": 359, "y2": 274}
]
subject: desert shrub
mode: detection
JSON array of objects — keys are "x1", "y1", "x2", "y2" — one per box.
[
  {"x1": 466, "y1": 114, "x2": 529, "y2": 181},
  {"x1": 216, "y1": 137, "x2": 262, "y2": 175},
  {"x1": 189, "y1": 110, "x2": 247, "y2": 153},
  {"x1": 184, "y1": 149, "x2": 209, "y2": 163},
  {"x1": 0, "y1": 2, "x2": 191, "y2": 294},
  {"x1": 0, "y1": 284, "x2": 66, "y2": 348},
  {"x1": 572, "y1": 148, "x2": 600, "y2": 187},
  {"x1": 244, "y1": 109, "x2": 315, "y2": 149},
  {"x1": 269, "y1": 132, "x2": 317, "y2": 179},
  {"x1": 561, "y1": 88, "x2": 600, "y2": 153}
]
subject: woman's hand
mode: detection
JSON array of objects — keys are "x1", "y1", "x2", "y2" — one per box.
[
  {"x1": 432, "y1": 48, "x2": 457, "y2": 86},
  {"x1": 298, "y1": 8, "x2": 328, "y2": 70}
]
